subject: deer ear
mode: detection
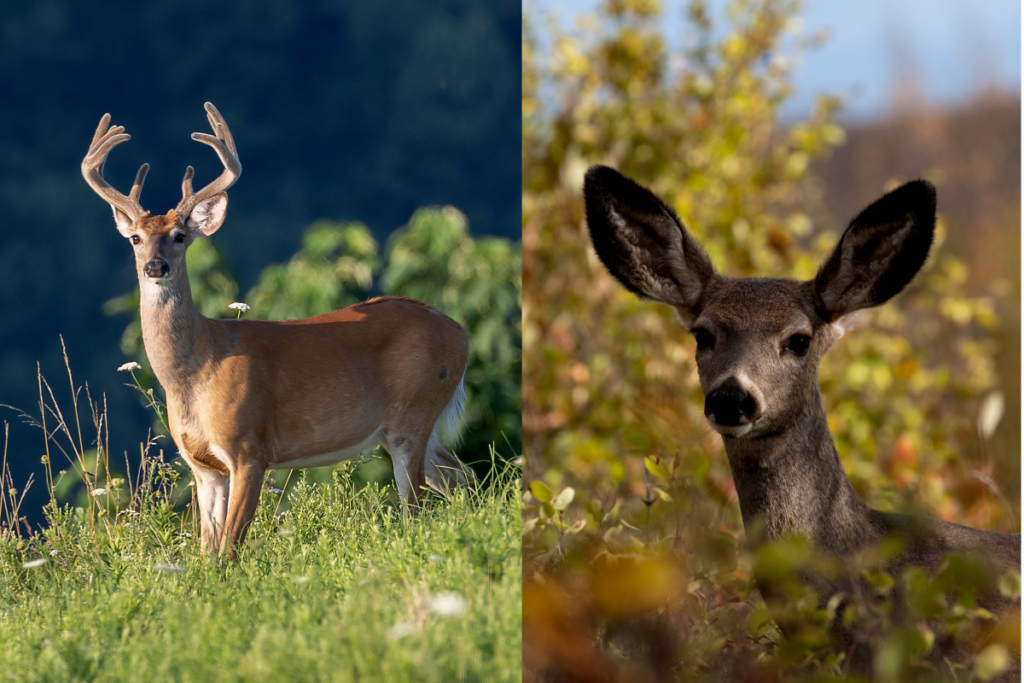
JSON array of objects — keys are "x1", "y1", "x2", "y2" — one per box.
[
  {"x1": 186, "y1": 192, "x2": 228, "y2": 236},
  {"x1": 112, "y1": 206, "x2": 133, "y2": 238},
  {"x1": 813, "y1": 180, "x2": 936, "y2": 325},
  {"x1": 584, "y1": 165, "x2": 717, "y2": 325}
]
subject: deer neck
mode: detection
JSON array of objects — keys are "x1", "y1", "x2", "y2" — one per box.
[
  {"x1": 138, "y1": 272, "x2": 214, "y2": 396},
  {"x1": 721, "y1": 384, "x2": 871, "y2": 555}
]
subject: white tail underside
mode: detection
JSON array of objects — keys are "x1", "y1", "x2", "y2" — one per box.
[{"x1": 438, "y1": 368, "x2": 467, "y2": 447}]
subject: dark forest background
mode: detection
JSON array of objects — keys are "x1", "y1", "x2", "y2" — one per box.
[{"x1": 0, "y1": 0, "x2": 521, "y2": 523}]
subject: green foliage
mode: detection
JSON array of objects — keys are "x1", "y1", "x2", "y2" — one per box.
[
  {"x1": 523, "y1": 0, "x2": 1016, "y2": 680},
  {"x1": 106, "y1": 208, "x2": 521, "y2": 473},
  {"x1": 247, "y1": 220, "x2": 380, "y2": 320}
]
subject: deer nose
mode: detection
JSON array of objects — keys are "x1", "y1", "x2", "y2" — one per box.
[
  {"x1": 144, "y1": 258, "x2": 169, "y2": 279},
  {"x1": 705, "y1": 378, "x2": 760, "y2": 426}
]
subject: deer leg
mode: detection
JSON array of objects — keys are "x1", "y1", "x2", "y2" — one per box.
[
  {"x1": 220, "y1": 460, "x2": 265, "y2": 556},
  {"x1": 424, "y1": 429, "x2": 475, "y2": 494},
  {"x1": 383, "y1": 428, "x2": 429, "y2": 512},
  {"x1": 187, "y1": 461, "x2": 230, "y2": 552}
]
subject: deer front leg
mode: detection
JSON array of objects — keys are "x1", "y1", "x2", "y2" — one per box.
[
  {"x1": 220, "y1": 460, "x2": 266, "y2": 556},
  {"x1": 185, "y1": 459, "x2": 230, "y2": 552}
]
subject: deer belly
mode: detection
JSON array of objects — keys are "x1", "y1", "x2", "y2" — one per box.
[{"x1": 269, "y1": 427, "x2": 383, "y2": 470}]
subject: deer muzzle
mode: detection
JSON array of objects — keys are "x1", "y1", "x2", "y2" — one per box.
[
  {"x1": 704, "y1": 377, "x2": 761, "y2": 432},
  {"x1": 144, "y1": 258, "x2": 170, "y2": 279}
]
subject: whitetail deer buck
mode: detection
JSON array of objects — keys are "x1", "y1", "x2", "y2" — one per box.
[
  {"x1": 584, "y1": 165, "x2": 1020, "y2": 676},
  {"x1": 83, "y1": 103, "x2": 474, "y2": 554}
]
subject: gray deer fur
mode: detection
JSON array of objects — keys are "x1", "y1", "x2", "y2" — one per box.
[{"x1": 583, "y1": 164, "x2": 1020, "y2": 676}]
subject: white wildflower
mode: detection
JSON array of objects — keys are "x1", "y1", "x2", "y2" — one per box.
[
  {"x1": 429, "y1": 592, "x2": 467, "y2": 617},
  {"x1": 22, "y1": 558, "x2": 48, "y2": 569},
  {"x1": 91, "y1": 488, "x2": 107, "y2": 497},
  {"x1": 117, "y1": 362, "x2": 142, "y2": 372},
  {"x1": 155, "y1": 563, "x2": 186, "y2": 573},
  {"x1": 49, "y1": 549, "x2": 58, "y2": 557},
  {"x1": 388, "y1": 621, "x2": 417, "y2": 642},
  {"x1": 228, "y1": 302, "x2": 251, "y2": 312}
]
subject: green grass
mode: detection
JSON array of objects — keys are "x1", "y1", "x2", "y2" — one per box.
[{"x1": 0, "y1": 462, "x2": 522, "y2": 682}]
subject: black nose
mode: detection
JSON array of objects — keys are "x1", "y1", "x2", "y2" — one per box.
[
  {"x1": 144, "y1": 259, "x2": 169, "y2": 278},
  {"x1": 704, "y1": 377, "x2": 760, "y2": 426}
]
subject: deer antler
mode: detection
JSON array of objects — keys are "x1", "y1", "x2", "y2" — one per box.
[
  {"x1": 176, "y1": 102, "x2": 241, "y2": 219},
  {"x1": 81, "y1": 113, "x2": 150, "y2": 222}
]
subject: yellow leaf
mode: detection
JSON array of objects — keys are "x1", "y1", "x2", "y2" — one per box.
[
  {"x1": 645, "y1": 455, "x2": 670, "y2": 479},
  {"x1": 529, "y1": 481, "x2": 552, "y2": 503}
]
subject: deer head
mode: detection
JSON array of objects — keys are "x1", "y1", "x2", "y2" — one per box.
[
  {"x1": 584, "y1": 165, "x2": 936, "y2": 440},
  {"x1": 82, "y1": 102, "x2": 241, "y2": 287}
]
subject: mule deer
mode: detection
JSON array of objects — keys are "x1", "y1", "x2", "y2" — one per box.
[
  {"x1": 83, "y1": 103, "x2": 474, "y2": 554},
  {"x1": 584, "y1": 165, "x2": 1019, "y2": 674}
]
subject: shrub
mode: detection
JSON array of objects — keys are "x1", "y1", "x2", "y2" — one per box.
[{"x1": 522, "y1": 1, "x2": 1017, "y2": 679}]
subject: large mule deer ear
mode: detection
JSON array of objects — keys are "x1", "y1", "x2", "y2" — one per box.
[
  {"x1": 812, "y1": 180, "x2": 936, "y2": 329},
  {"x1": 584, "y1": 165, "x2": 717, "y2": 325},
  {"x1": 186, "y1": 192, "x2": 228, "y2": 236}
]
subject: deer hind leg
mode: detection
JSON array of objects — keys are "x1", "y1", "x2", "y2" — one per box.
[
  {"x1": 425, "y1": 429, "x2": 476, "y2": 495},
  {"x1": 190, "y1": 464, "x2": 230, "y2": 552},
  {"x1": 382, "y1": 427, "x2": 430, "y2": 512}
]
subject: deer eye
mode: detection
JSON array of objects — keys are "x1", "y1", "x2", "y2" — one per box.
[
  {"x1": 130, "y1": 235, "x2": 141, "y2": 245},
  {"x1": 786, "y1": 334, "x2": 811, "y2": 356},
  {"x1": 174, "y1": 233, "x2": 185, "y2": 243},
  {"x1": 692, "y1": 328, "x2": 715, "y2": 351}
]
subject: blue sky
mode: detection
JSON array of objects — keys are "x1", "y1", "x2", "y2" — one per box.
[{"x1": 531, "y1": 0, "x2": 1021, "y2": 121}]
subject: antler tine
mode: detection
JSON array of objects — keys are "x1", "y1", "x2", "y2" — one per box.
[
  {"x1": 90, "y1": 113, "x2": 112, "y2": 148},
  {"x1": 176, "y1": 102, "x2": 241, "y2": 218},
  {"x1": 81, "y1": 113, "x2": 148, "y2": 222},
  {"x1": 181, "y1": 165, "x2": 195, "y2": 198},
  {"x1": 205, "y1": 102, "x2": 238, "y2": 157},
  {"x1": 129, "y1": 163, "x2": 150, "y2": 203}
]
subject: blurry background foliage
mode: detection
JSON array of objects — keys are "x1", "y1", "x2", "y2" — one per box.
[
  {"x1": 523, "y1": 0, "x2": 1019, "y2": 679},
  {"x1": 103, "y1": 206, "x2": 521, "y2": 493}
]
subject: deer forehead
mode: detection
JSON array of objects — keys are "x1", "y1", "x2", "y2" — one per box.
[
  {"x1": 696, "y1": 277, "x2": 816, "y2": 335},
  {"x1": 135, "y1": 211, "x2": 184, "y2": 236}
]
